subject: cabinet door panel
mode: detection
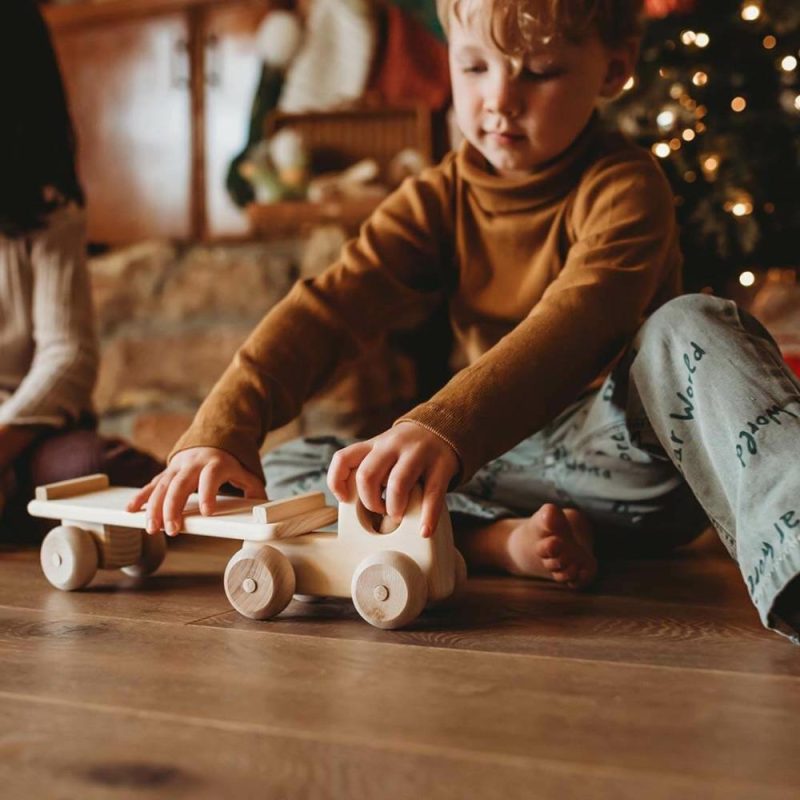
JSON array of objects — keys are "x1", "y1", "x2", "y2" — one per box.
[
  {"x1": 53, "y1": 13, "x2": 193, "y2": 243},
  {"x1": 202, "y1": 1, "x2": 271, "y2": 238}
]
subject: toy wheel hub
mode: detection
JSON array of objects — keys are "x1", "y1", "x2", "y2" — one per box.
[
  {"x1": 373, "y1": 584, "x2": 390, "y2": 602},
  {"x1": 51, "y1": 553, "x2": 63, "y2": 568},
  {"x1": 242, "y1": 578, "x2": 258, "y2": 593}
]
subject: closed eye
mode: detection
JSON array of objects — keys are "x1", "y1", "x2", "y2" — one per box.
[
  {"x1": 520, "y1": 67, "x2": 564, "y2": 81},
  {"x1": 461, "y1": 64, "x2": 487, "y2": 74}
]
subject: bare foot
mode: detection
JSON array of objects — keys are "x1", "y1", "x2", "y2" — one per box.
[{"x1": 505, "y1": 504, "x2": 597, "y2": 589}]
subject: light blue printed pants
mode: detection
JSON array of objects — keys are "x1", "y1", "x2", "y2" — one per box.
[{"x1": 263, "y1": 295, "x2": 800, "y2": 641}]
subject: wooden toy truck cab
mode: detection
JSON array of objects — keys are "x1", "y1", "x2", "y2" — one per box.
[{"x1": 28, "y1": 474, "x2": 466, "y2": 629}]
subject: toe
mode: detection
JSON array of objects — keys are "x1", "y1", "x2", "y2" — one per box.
[
  {"x1": 535, "y1": 535, "x2": 565, "y2": 560},
  {"x1": 541, "y1": 556, "x2": 563, "y2": 572}
]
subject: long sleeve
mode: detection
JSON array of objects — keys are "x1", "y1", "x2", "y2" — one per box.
[
  {"x1": 0, "y1": 207, "x2": 98, "y2": 427},
  {"x1": 400, "y1": 153, "x2": 682, "y2": 482},
  {"x1": 171, "y1": 160, "x2": 455, "y2": 477}
]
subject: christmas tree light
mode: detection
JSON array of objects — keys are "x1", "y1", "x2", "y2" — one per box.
[{"x1": 610, "y1": 0, "x2": 800, "y2": 292}]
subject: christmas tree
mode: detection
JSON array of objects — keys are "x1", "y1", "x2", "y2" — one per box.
[{"x1": 609, "y1": 0, "x2": 800, "y2": 293}]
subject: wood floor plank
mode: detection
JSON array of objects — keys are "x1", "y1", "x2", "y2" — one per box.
[
  {"x1": 199, "y1": 579, "x2": 799, "y2": 677},
  {"x1": 0, "y1": 607, "x2": 799, "y2": 790},
  {"x1": 1, "y1": 694, "x2": 790, "y2": 800},
  {"x1": 0, "y1": 539, "x2": 236, "y2": 624},
  {"x1": 2, "y1": 538, "x2": 796, "y2": 678}
]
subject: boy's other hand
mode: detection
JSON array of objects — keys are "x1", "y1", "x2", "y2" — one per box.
[
  {"x1": 327, "y1": 422, "x2": 459, "y2": 538},
  {"x1": 126, "y1": 447, "x2": 266, "y2": 536}
]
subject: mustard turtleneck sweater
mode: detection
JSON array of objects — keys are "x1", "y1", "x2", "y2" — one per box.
[{"x1": 171, "y1": 118, "x2": 682, "y2": 483}]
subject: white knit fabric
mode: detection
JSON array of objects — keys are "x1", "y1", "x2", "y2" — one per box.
[
  {"x1": 0, "y1": 206, "x2": 98, "y2": 427},
  {"x1": 277, "y1": 0, "x2": 376, "y2": 113}
]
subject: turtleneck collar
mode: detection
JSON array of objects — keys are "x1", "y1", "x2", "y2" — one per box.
[{"x1": 456, "y1": 113, "x2": 604, "y2": 214}]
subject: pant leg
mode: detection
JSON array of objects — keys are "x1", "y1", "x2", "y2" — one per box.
[
  {"x1": 263, "y1": 435, "x2": 353, "y2": 505},
  {"x1": 624, "y1": 293, "x2": 800, "y2": 641},
  {"x1": 263, "y1": 401, "x2": 707, "y2": 558},
  {"x1": 2, "y1": 429, "x2": 163, "y2": 544}
]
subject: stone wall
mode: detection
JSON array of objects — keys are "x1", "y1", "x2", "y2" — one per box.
[
  {"x1": 89, "y1": 238, "x2": 303, "y2": 462},
  {"x1": 88, "y1": 228, "x2": 424, "y2": 464}
]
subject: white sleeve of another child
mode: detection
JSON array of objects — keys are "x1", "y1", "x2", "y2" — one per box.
[{"x1": 0, "y1": 208, "x2": 98, "y2": 427}]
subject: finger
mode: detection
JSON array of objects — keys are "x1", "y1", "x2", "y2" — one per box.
[
  {"x1": 197, "y1": 461, "x2": 226, "y2": 516},
  {"x1": 383, "y1": 455, "x2": 421, "y2": 519},
  {"x1": 419, "y1": 466, "x2": 450, "y2": 538},
  {"x1": 230, "y1": 461, "x2": 267, "y2": 498},
  {"x1": 162, "y1": 469, "x2": 200, "y2": 536},
  {"x1": 126, "y1": 473, "x2": 162, "y2": 511},
  {"x1": 327, "y1": 441, "x2": 372, "y2": 502},
  {"x1": 355, "y1": 449, "x2": 396, "y2": 515},
  {"x1": 144, "y1": 472, "x2": 173, "y2": 533},
  {"x1": 239, "y1": 475, "x2": 267, "y2": 500}
]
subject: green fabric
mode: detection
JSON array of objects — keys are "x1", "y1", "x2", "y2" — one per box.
[
  {"x1": 389, "y1": 0, "x2": 444, "y2": 40},
  {"x1": 225, "y1": 64, "x2": 285, "y2": 208}
]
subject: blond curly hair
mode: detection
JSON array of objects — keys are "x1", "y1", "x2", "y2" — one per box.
[{"x1": 436, "y1": 0, "x2": 645, "y2": 51}]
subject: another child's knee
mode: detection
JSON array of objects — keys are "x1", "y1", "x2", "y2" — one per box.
[{"x1": 27, "y1": 429, "x2": 162, "y2": 489}]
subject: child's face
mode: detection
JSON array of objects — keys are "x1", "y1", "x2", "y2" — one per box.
[{"x1": 448, "y1": 10, "x2": 635, "y2": 177}]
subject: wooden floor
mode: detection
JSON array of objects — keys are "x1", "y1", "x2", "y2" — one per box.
[{"x1": 1, "y1": 530, "x2": 799, "y2": 799}]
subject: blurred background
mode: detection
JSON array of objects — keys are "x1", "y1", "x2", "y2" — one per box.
[{"x1": 37, "y1": 0, "x2": 800, "y2": 460}]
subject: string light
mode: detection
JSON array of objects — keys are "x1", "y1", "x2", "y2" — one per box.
[
  {"x1": 739, "y1": 271, "x2": 756, "y2": 287},
  {"x1": 696, "y1": 105, "x2": 708, "y2": 118},
  {"x1": 726, "y1": 192, "x2": 754, "y2": 216},
  {"x1": 696, "y1": 121, "x2": 707, "y2": 133},
  {"x1": 695, "y1": 33, "x2": 710, "y2": 48},
  {"x1": 741, "y1": 2, "x2": 761, "y2": 22},
  {"x1": 692, "y1": 71, "x2": 709, "y2": 86},
  {"x1": 701, "y1": 154, "x2": 720, "y2": 179},
  {"x1": 657, "y1": 109, "x2": 676, "y2": 129},
  {"x1": 669, "y1": 138, "x2": 681, "y2": 150},
  {"x1": 651, "y1": 142, "x2": 671, "y2": 158},
  {"x1": 684, "y1": 170, "x2": 697, "y2": 183},
  {"x1": 763, "y1": 35, "x2": 777, "y2": 50},
  {"x1": 731, "y1": 96, "x2": 747, "y2": 112},
  {"x1": 680, "y1": 30, "x2": 696, "y2": 45},
  {"x1": 682, "y1": 128, "x2": 696, "y2": 142},
  {"x1": 622, "y1": 76, "x2": 635, "y2": 91},
  {"x1": 780, "y1": 89, "x2": 800, "y2": 113},
  {"x1": 669, "y1": 82, "x2": 685, "y2": 99},
  {"x1": 781, "y1": 55, "x2": 798, "y2": 72}
]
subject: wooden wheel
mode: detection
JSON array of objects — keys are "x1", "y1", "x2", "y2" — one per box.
[
  {"x1": 122, "y1": 532, "x2": 167, "y2": 578},
  {"x1": 40, "y1": 525, "x2": 99, "y2": 591},
  {"x1": 453, "y1": 548, "x2": 468, "y2": 593},
  {"x1": 351, "y1": 551, "x2": 427, "y2": 630},
  {"x1": 224, "y1": 546, "x2": 295, "y2": 620}
]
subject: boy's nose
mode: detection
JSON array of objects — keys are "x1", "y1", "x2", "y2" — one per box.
[{"x1": 485, "y1": 75, "x2": 521, "y2": 118}]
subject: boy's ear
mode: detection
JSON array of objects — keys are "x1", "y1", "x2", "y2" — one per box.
[{"x1": 599, "y1": 38, "x2": 640, "y2": 99}]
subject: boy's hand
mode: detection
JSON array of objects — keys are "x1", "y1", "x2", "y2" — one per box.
[
  {"x1": 327, "y1": 422, "x2": 459, "y2": 538},
  {"x1": 126, "y1": 447, "x2": 266, "y2": 536}
]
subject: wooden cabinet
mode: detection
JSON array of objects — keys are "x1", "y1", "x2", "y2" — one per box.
[
  {"x1": 45, "y1": 0, "x2": 271, "y2": 244},
  {"x1": 53, "y1": 12, "x2": 194, "y2": 242}
]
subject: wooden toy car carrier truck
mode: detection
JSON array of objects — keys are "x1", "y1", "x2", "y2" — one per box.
[{"x1": 28, "y1": 474, "x2": 466, "y2": 629}]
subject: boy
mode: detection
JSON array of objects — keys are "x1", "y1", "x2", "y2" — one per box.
[{"x1": 131, "y1": 0, "x2": 800, "y2": 640}]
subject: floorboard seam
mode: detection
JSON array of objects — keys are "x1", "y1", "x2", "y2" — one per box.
[{"x1": 0, "y1": 603, "x2": 795, "y2": 683}]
